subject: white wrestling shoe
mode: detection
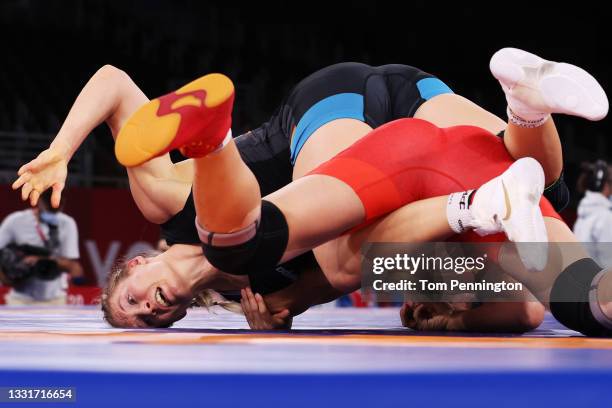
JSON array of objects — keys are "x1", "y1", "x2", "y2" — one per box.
[
  {"x1": 490, "y1": 47, "x2": 608, "y2": 122},
  {"x1": 470, "y1": 158, "x2": 548, "y2": 271}
]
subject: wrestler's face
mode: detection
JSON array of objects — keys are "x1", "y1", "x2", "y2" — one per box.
[{"x1": 109, "y1": 256, "x2": 193, "y2": 328}]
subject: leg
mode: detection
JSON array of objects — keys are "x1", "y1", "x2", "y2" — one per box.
[
  {"x1": 292, "y1": 79, "x2": 553, "y2": 281},
  {"x1": 502, "y1": 121, "x2": 562, "y2": 186},
  {"x1": 315, "y1": 196, "x2": 450, "y2": 292},
  {"x1": 317, "y1": 172, "x2": 550, "y2": 291},
  {"x1": 117, "y1": 78, "x2": 547, "y2": 278},
  {"x1": 306, "y1": 196, "x2": 546, "y2": 333},
  {"x1": 416, "y1": 47, "x2": 609, "y2": 188},
  {"x1": 113, "y1": 74, "x2": 369, "y2": 270},
  {"x1": 193, "y1": 139, "x2": 261, "y2": 232},
  {"x1": 194, "y1": 117, "x2": 372, "y2": 233},
  {"x1": 197, "y1": 119, "x2": 547, "y2": 276},
  {"x1": 292, "y1": 118, "x2": 373, "y2": 179},
  {"x1": 490, "y1": 47, "x2": 607, "y2": 188},
  {"x1": 292, "y1": 118, "x2": 374, "y2": 275},
  {"x1": 192, "y1": 118, "x2": 370, "y2": 250},
  {"x1": 414, "y1": 93, "x2": 563, "y2": 185}
]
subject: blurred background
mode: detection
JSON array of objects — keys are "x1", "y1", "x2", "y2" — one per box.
[{"x1": 0, "y1": 0, "x2": 610, "y2": 296}]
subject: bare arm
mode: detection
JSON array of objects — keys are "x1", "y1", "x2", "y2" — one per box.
[
  {"x1": 13, "y1": 65, "x2": 149, "y2": 207},
  {"x1": 241, "y1": 266, "x2": 344, "y2": 330},
  {"x1": 52, "y1": 64, "x2": 148, "y2": 160},
  {"x1": 264, "y1": 266, "x2": 344, "y2": 317},
  {"x1": 13, "y1": 66, "x2": 191, "y2": 222}
]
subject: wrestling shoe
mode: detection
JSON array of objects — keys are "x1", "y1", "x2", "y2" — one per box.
[
  {"x1": 115, "y1": 73, "x2": 234, "y2": 167},
  {"x1": 469, "y1": 158, "x2": 548, "y2": 270},
  {"x1": 490, "y1": 47, "x2": 608, "y2": 122}
]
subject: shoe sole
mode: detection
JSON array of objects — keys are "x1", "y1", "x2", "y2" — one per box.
[
  {"x1": 490, "y1": 47, "x2": 608, "y2": 121},
  {"x1": 115, "y1": 73, "x2": 234, "y2": 167},
  {"x1": 499, "y1": 157, "x2": 549, "y2": 270}
]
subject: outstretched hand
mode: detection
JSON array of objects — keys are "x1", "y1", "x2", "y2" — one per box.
[
  {"x1": 241, "y1": 287, "x2": 292, "y2": 330},
  {"x1": 12, "y1": 145, "x2": 69, "y2": 208}
]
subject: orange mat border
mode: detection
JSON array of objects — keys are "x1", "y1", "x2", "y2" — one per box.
[{"x1": 2, "y1": 330, "x2": 612, "y2": 350}]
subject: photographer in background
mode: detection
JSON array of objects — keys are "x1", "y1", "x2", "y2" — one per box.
[
  {"x1": 0, "y1": 190, "x2": 83, "y2": 305},
  {"x1": 573, "y1": 160, "x2": 612, "y2": 268}
]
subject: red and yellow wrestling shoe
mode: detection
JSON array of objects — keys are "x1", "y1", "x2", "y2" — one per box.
[{"x1": 115, "y1": 73, "x2": 234, "y2": 167}]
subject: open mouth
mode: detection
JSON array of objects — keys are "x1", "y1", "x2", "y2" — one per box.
[{"x1": 155, "y1": 287, "x2": 172, "y2": 308}]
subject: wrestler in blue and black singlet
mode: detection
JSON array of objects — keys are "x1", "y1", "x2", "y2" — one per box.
[{"x1": 160, "y1": 62, "x2": 455, "y2": 293}]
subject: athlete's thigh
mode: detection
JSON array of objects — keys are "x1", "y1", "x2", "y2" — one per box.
[
  {"x1": 292, "y1": 118, "x2": 373, "y2": 278},
  {"x1": 414, "y1": 93, "x2": 506, "y2": 135},
  {"x1": 292, "y1": 118, "x2": 372, "y2": 179}
]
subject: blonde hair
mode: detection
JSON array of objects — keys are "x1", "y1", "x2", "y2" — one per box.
[
  {"x1": 193, "y1": 289, "x2": 243, "y2": 314},
  {"x1": 100, "y1": 250, "x2": 242, "y2": 327}
]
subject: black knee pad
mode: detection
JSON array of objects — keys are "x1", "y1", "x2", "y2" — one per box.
[
  {"x1": 201, "y1": 200, "x2": 289, "y2": 276},
  {"x1": 549, "y1": 258, "x2": 611, "y2": 337},
  {"x1": 543, "y1": 173, "x2": 570, "y2": 213}
]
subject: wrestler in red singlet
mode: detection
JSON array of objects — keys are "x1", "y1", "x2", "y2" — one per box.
[{"x1": 309, "y1": 118, "x2": 562, "y2": 243}]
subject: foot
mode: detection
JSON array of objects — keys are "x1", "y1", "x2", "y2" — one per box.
[
  {"x1": 115, "y1": 73, "x2": 234, "y2": 167},
  {"x1": 470, "y1": 157, "x2": 548, "y2": 270},
  {"x1": 490, "y1": 47, "x2": 608, "y2": 122}
]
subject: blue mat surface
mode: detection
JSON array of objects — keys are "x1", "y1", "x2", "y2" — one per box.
[{"x1": 1, "y1": 306, "x2": 611, "y2": 407}]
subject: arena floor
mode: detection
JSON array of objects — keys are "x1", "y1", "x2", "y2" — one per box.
[{"x1": 1, "y1": 306, "x2": 611, "y2": 407}]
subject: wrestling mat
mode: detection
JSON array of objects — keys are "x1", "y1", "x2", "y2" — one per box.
[{"x1": 1, "y1": 306, "x2": 611, "y2": 407}]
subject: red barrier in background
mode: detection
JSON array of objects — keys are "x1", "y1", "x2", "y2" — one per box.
[{"x1": 0, "y1": 185, "x2": 160, "y2": 286}]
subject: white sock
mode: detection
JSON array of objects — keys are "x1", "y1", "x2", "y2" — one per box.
[
  {"x1": 446, "y1": 190, "x2": 476, "y2": 234},
  {"x1": 507, "y1": 106, "x2": 550, "y2": 128},
  {"x1": 211, "y1": 129, "x2": 233, "y2": 154}
]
